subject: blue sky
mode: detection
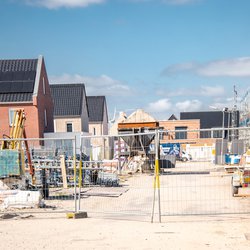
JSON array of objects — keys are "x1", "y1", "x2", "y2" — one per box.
[{"x1": 1, "y1": 0, "x2": 250, "y2": 120}]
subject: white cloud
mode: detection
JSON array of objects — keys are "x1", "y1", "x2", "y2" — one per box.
[
  {"x1": 49, "y1": 73, "x2": 131, "y2": 96},
  {"x1": 175, "y1": 99, "x2": 202, "y2": 112},
  {"x1": 24, "y1": 0, "x2": 105, "y2": 9},
  {"x1": 200, "y1": 85, "x2": 225, "y2": 97},
  {"x1": 159, "y1": 85, "x2": 224, "y2": 98},
  {"x1": 146, "y1": 98, "x2": 172, "y2": 113},
  {"x1": 162, "y1": 57, "x2": 250, "y2": 77},
  {"x1": 197, "y1": 57, "x2": 250, "y2": 77}
]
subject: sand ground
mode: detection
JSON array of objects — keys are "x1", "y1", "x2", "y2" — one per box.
[
  {"x1": 0, "y1": 213, "x2": 250, "y2": 250},
  {"x1": 1, "y1": 162, "x2": 250, "y2": 249}
]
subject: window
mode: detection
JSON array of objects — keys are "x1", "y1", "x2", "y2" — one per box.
[
  {"x1": 9, "y1": 109, "x2": 16, "y2": 126},
  {"x1": 211, "y1": 128, "x2": 223, "y2": 138},
  {"x1": 66, "y1": 123, "x2": 73, "y2": 132},
  {"x1": 175, "y1": 126, "x2": 187, "y2": 140},
  {"x1": 9, "y1": 109, "x2": 24, "y2": 126},
  {"x1": 44, "y1": 109, "x2": 48, "y2": 127},
  {"x1": 200, "y1": 131, "x2": 211, "y2": 138},
  {"x1": 93, "y1": 127, "x2": 96, "y2": 135},
  {"x1": 42, "y1": 77, "x2": 46, "y2": 95}
]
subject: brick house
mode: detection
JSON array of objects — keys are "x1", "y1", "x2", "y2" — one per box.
[
  {"x1": 0, "y1": 56, "x2": 54, "y2": 140},
  {"x1": 50, "y1": 83, "x2": 89, "y2": 133},
  {"x1": 159, "y1": 119, "x2": 200, "y2": 144}
]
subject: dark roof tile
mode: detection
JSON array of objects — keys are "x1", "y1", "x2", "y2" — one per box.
[
  {"x1": 0, "y1": 59, "x2": 37, "y2": 72},
  {"x1": 0, "y1": 93, "x2": 33, "y2": 102},
  {"x1": 50, "y1": 84, "x2": 86, "y2": 117},
  {"x1": 0, "y1": 59, "x2": 37, "y2": 103},
  {"x1": 87, "y1": 96, "x2": 106, "y2": 122}
]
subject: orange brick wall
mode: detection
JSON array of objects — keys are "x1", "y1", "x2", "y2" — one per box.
[
  {"x1": 159, "y1": 119, "x2": 200, "y2": 143},
  {"x1": 159, "y1": 119, "x2": 216, "y2": 145}
]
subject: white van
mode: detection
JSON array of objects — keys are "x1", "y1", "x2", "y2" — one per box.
[{"x1": 180, "y1": 150, "x2": 192, "y2": 162}]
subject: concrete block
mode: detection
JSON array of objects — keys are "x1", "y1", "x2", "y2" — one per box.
[
  {"x1": 237, "y1": 187, "x2": 250, "y2": 196},
  {"x1": 66, "y1": 211, "x2": 88, "y2": 219}
]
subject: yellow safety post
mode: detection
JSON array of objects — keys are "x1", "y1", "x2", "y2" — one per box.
[
  {"x1": 154, "y1": 158, "x2": 160, "y2": 190},
  {"x1": 79, "y1": 160, "x2": 82, "y2": 188}
]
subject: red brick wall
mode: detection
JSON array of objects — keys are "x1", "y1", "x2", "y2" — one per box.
[
  {"x1": 0, "y1": 58, "x2": 54, "y2": 142},
  {"x1": 35, "y1": 59, "x2": 54, "y2": 138},
  {"x1": 0, "y1": 104, "x2": 39, "y2": 139}
]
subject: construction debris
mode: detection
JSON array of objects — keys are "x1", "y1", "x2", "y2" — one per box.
[
  {"x1": 0, "y1": 213, "x2": 34, "y2": 220},
  {"x1": 1, "y1": 190, "x2": 42, "y2": 210}
]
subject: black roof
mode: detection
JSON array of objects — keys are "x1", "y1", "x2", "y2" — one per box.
[
  {"x1": 0, "y1": 59, "x2": 37, "y2": 102},
  {"x1": 168, "y1": 114, "x2": 178, "y2": 120},
  {"x1": 180, "y1": 111, "x2": 226, "y2": 128},
  {"x1": 50, "y1": 84, "x2": 86, "y2": 117},
  {"x1": 87, "y1": 96, "x2": 106, "y2": 122}
]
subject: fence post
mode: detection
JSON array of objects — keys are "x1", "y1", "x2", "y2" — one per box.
[
  {"x1": 151, "y1": 129, "x2": 161, "y2": 223},
  {"x1": 73, "y1": 136, "x2": 77, "y2": 213},
  {"x1": 118, "y1": 136, "x2": 121, "y2": 175},
  {"x1": 78, "y1": 135, "x2": 82, "y2": 212}
]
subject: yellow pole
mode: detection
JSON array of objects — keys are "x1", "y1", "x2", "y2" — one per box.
[
  {"x1": 79, "y1": 160, "x2": 82, "y2": 188},
  {"x1": 151, "y1": 130, "x2": 161, "y2": 223},
  {"x1": 154, "y1": 158, "x2": 160, "y2": 189}
]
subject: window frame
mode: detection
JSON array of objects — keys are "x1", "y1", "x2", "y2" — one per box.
[
  {"x1": 42, "y1": 77, "x2": 46, "y2": 95},
  {"x1": 175, "y1": 126, "x2": 187, "y2": 140},
  {"x1": 8, "y1": 109, "x2": 24, "y2": 127},
  {"x1": 66, "y1": 122, "x2": 73, "y2": 132},
  {"x1": 44, "y1": 109, "x2": 48, "y2": 128}
]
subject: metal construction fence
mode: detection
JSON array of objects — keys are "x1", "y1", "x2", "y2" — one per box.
[{"x1": 0, "y1": 127, "x2": 250, "y2": 222}]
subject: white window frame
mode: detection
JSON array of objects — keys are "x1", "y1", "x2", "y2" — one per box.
[
  {"x1": 66, "y1": 122, "x2": 73, "y2": 132},
  {"x1": 9, "y1": 109, "x2": 16, "y2": 126},
  {"x1": 44, "y1": 109, "x2": 48, "y2": 127},
  {"x1": 42, "y1": 77, "x2": 46, "y2": 95},
  {"x1": 9, "y1": 109, "x2": 24, "y2": 127}
]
